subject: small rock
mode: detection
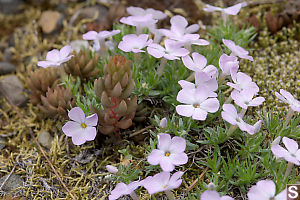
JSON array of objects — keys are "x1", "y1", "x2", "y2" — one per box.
[
  {"x1": 0, "y1": 62, "x2": 16, "y2": 75},
  {"x1": 0, "y1": 138, "x2": 6, "y2": 150},
  {"x1": 37, "y1": 131, "x2": 53, "y2": 149},
  {"x1": 0, "y1": 75, "x2": 28, "y2": 106},
  {"x1": 38, "y1": 11, "x2": 63, "y2": 34},
  {"x1": 0, "y1": 174, "x2": 23, "y2": 192},
  {"x1": 3, "y1": 48, "x2": 13, "y2": 62},
  {"x1": 0, "y1": 0, "x2": 24, "y2": 14}
]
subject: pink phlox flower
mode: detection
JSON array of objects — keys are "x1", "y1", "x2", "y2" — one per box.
[
  {"x1": 203, "y1": 2, "x2": 247, "y2": 16},
  {"x1": 275, "y1": 89, "x2": 300, "y2": 112},
  {"x1": 221, "y1": 104, "x2": 261, "y2": 135},
  {"x1": 109, "y1": 181, "x2": 140, "y2": 200},
  {"x1": 37, "y1": 45, "x2": 73, "y2": 68},
  {"x1": 147, "y1": 133, "x2": 188, "y2": 172},
  {"x1": 160, "y1": 15, "x2": 199, "y2": 38},
  {"x1": 147, "y1": 39, "x2": 189, "y2": 60},
  {"x1": 247, "y1": 180, "x2": 286, "y2": 200},
  {"x1": 231, "y1": 89, "x2": 265, "y2": 109},
  {"x1": 141, "y1": 171, "x2": 184, "y2": 195},
  {"x1": 82, "y1": 30, "x2": 120, "y2": 51},
  {"x1": 159, "y1": 15, "x2": 209, "y2": 47},
  {"x1": 176, "y1": 86, "x2": 220, "y2": 120},
  {"x1": 126, "y1": 6, "x2": 167, "y2": 20},
  {"x1": 182, "y1": 52, "x2": 218, "y2": 78},
  {"x1": 120, "y1": 14, "x2": 158, "y2": 34},
  {"x1": 82, "y1": 30, "x2": 121, "y2": 41},
  {"x1": 222, "y1": 39, "x2": 253, "y2": 61},
  {"x1": 160, "y1": 117, "x2": 168, "y2": 128},
  {"x1": 178, "y1": 72, "x2": 218, "y2": 92},
  {"x1": 227, "y1": 71, "x2": 259, "y2": 94},
  {"x1": 271, "y1": 137, "x2": 300, "y2": 165},
  {"x1": 62, "y1": 107, "x2": 98, "y2": 145},
  {"x1": 106, "y1": 165, "x2": 118, "y2": 174},
  {"x1": 118, "y1": 34, "x2": 152, "y2": 53},
  {"x1": 219, "y1": 54, "x2": 239, "y2": 76},
  {"x1": 201, "y1": 190, "x2": 234, "y2": 200}
]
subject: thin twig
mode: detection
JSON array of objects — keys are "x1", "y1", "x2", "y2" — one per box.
[
  {"x1": 0, "y1": 89, "x2": 76, "y2": 200},
  {"x1": 129, "y1": 125, "x2": 154, "y2": 138},
  {"x1": 187, "y1": 167, "x2": 209, "y2": 192},
  {"x1": 0, "y1": 165, "x2": 16, "y2": 191}
]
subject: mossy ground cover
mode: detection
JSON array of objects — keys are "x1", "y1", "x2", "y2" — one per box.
[{"x1": 0, "y1": 0, "x2": 299, "y2": 199}]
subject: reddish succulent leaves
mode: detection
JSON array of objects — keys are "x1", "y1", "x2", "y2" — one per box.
[{"x1": 93, "y1": 55, "x2": 137, "y2": 135}]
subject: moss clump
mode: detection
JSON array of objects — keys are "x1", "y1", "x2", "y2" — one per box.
[{"x1": 239, "y1": 25, "x2": 300, "y2": 112}]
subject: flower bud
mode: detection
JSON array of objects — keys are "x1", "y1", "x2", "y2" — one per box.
[{"x1": 106, "y1": 165, "x2": 118, "y2": 174}]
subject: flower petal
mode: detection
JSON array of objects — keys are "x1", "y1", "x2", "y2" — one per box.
[
  {"x1": 185, "y1": 24, "x2": 199, "y2": 34},
  {"x1": 82, "y1": 31, "x2": 98, "y2": 40},
  {"x1": 83, "y1": 127, "x2": 97, "y2": 141},
  {"x1": 85, "y1": 113, "x2": 98, "y2": 126},
  {"x1": 147, "y1": 149, "x2": 164, "y2": 165},
  {"x1": 177, "y1": 89, "x2": 196, "y2": 104},
  {"x1": 158, "y1": 133, "x2": 172, "y2": 151},
  {"x1": 46, "y1": 49, "x2": 60, "y2": 62},
  {"x1": 72, "y1": 133, "x2": 87, "y2": 145},
  {"x1": 223, "y1": 3, "x2": 243, "y2": 15},
  {"x1": 282, "y1": 137, "x2": 298, "y2": 154},
  {"x1": 169, "y1": 152, "x2": 188, "y2": 165},
  {"x1": 169, "y1": 136, "x2": 186, "y2": 153},
  {"x1": 200, "y1": 98, "x2": 220, "y2": 113},
  {"x1": 201, "y1": 190, "x2": 221, "y2": 200},
  {"x1": 271, "y1": 144, "x2": 290, "y2": 159},
  {"x1": 170, "y1": 15, "x2": 188, "y2": 36},
  {"x1": 59, "y1": 45, "x2": 72, "y2": 59},
  {"x1": 62, "y1": 121, "x2": 82, "y2": 137},
  {"x1": 68, "y1": 107, "x2": 86, "y2": 123},
  {"x1": 192, "y1": 108, "x2": 208, "y2": 121},
  {"x1": 176, "y1": 105, "x2": 195, "y2": 117},
  {"x1": 160, "y1": 157, "x2": 175, "y2": 172}
]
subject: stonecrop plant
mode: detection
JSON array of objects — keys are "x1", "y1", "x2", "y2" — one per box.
[{"x1": 27, "y1": 1, "x2": 300, "y2": 199}]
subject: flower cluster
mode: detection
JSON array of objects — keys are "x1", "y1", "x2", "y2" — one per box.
[
  {"x1": 107, "y1": 133, "x2": 187, "y2": 199},
  {"x1": 34, "y1": 3, "x2": 300, "y2": 200}
]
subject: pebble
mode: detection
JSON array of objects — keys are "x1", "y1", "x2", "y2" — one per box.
[
  {"x1": 37, "y1": 131, "x2": 53, "y2": 149},
  {"x1": 0, "y1": 75, "x2": 28, "y2": 106},
  {"x1": 38, "y1": 11, "x2": 63, "y2": 34},
  {"x1": 0, "y1": 174, "x2": 23, "y2": 192},
  {"x1": 0, "y1": 62, "x2": 16, "y2": 75}
]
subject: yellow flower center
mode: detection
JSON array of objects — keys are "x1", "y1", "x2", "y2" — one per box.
[
  {"x1": 193, "y1": 104, "x2": 200, "y2": 108},
  {"x1": 164, "y1": 185, "x2": 167, "y2": 188},
  {"x1": 81, "y1": 123, "x2": 87, "y2": 128},
  {"x1": 165, "y1": 152, "x2": 170, "y2": 157}
]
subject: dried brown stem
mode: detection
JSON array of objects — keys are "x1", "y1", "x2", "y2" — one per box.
[
  {"x1": 187, "y1": 167, "x2": 209, "y2": 192},
  {"x1": 0, "y1": 88, "x2": 76, "y2": 200},
  {"x1": 129, "y1": 125, "x2": 154, "y2": 138}
]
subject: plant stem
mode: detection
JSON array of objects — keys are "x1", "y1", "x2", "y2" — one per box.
[
  {"x1": 240, "y1": 108, "x2": 247, "y2": 118},
  {"x1": 136, "y1": 26, "x2": 142, "y2": 35},
  {"x1": 157, "y1": 57, "x2": 167, "y2": 77},
  {"x1": 218, "y1": 73, "x2": 226, "y2": 85},
  {"x1": 186, "y1": 72, "x2": 195, "y2": 82},
  {"x1": 100, "y1": 39, "x2": 108, "y2": 57},
  {"x1": 284, "y1": 162, "x2": 294, "y2": 177},
  {"x1": 227, "y1": 125, "x2": 238, "y2": 138},
  {"x1": 224, "y1": 96, "x2": 232, "y2": 104},
  {"x1": 130, "y1": 191, "x2": 139, "y2": 200},
  {"x1": 165, "y1": 190, "x2": 175, "y2": 200},
  {"x1": 134, "y1": 53, "x2": 139, "y2": 63},
  {"x1": 283, "y1": 108, "x2": 294, "y2": 128},
  {"x1": 221, "y1": 13, "x2": 228, "y2": 26}
]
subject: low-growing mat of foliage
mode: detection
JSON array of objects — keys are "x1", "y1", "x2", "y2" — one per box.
[{"x1": 0, "y1": 1, "x2": 299, "y2": 200}]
